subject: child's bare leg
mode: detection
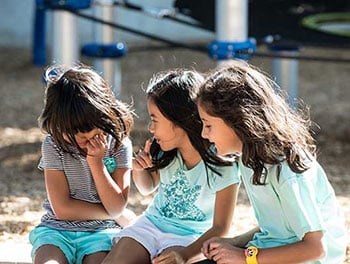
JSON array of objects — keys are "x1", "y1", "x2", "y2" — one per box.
[
  {"x1": 33, "y1": 244, "x2": 68, "y2": 264},
  {"x1": 102, "y1": 237, "x2": 150, "y2": 264},
  {"x1": 83, "y1": 251, "x2": 108, "y2": 264}
]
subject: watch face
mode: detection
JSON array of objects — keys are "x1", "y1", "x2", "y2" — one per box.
[{"x1": 247, "y1": 246, "x2": 258, "y2": 257}]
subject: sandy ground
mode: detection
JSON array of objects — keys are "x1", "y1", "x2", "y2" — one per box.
[{"x1": 0, "y1": 45, "x2": 349, "y2": 262}]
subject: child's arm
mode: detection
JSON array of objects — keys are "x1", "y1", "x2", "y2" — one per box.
[
  {"x1": 46, "y1": 133, "x2": 131, "y2": 220},
  {"x1": 114, "y1": 207, "x2": 136, "y2": 227},
  {"x1": 201, "y1": 226, "x2": 261, "y2": 252},
  {"x1": 132, "y1": 139, "x2": 160, "y2": 195},
  {"x1": 202, "y1": 230, "x2": 325, "y2": 264},
  {"x1": 200, "y1": 226, "x2": 260, "y2": 257},
  {"x1": 229, "y1": 226, "x2": 261, "y2": 248},
  {"x1": 44, "y1": 169, "x2": 113, "y2": 220},
  {"x1": 86, "y1": 134, "x2": 130, "y2": 218},
  {"x1": 86, "y1": 133, "x2": 131, "y2": 218},
  {"x1": 153, "y1": 183, "x2": 239, "y2": 264},
  {"x1": 254, "y1": 231, "x2": 325, "y2": 264}
]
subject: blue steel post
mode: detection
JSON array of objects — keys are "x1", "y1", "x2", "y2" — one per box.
[{"x1": 33, "y1": 0, "x2": 46, "y2": 66}]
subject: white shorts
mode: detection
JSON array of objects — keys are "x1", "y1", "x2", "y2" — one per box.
[{"x1": 112, "y1": 215, "x2": 198, "y2": 259}]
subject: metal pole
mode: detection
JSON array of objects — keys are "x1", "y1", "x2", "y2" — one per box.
[
  {"x1": 270, "y1": 45, "x2": 300, "y2": 108},
  {"x1": 52, "y1": 10, "x2": 79, "y2": 66},
  {"x1": 216, "y1": 0, "x2": 248, "y2": 63},
  {"x1": 33, "y1": 1, "x2": 46, "y2": 66},
  {"x1": 209, "y1": 0, "x2": 254, "y2": 62},
  {"x1": 93, "y1": 0, "x2": 121, "y2": 97}
]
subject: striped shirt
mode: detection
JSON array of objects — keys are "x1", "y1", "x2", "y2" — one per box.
[{"x1": 37, "y1": 134, "x2": 132, "y2": 231}]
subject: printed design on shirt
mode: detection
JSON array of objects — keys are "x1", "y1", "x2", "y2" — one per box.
[
  {"x1": 103, "y1": 157, "x2": 116, "y2": 173},
  {"x1": 160, "y1": 168, "x2": 205, "y2": 221}
]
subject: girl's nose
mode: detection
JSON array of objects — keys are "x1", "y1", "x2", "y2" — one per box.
[
  {"x1": 148, "y1": 122, "x2": 154, "y2": 133},
  {"x1": 201, "y1": 128, "x2": 207, "y2": 139}
]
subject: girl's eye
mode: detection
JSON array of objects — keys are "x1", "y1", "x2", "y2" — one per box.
[{"x1": 149, "y1": 119, "x2": 157, "y2": 126}]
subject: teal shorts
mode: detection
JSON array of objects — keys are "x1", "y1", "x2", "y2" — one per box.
[{"x1": 29, "y1": 226, "x2": 121, "y2": 264}]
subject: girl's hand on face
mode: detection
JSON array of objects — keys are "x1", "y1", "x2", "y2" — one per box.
[
  {"x1": 86, "y1": 133, "x2": 107, "y2": 158},
  {"x1": 132, "y1": 138, "x2": 153, "y2": 170}
]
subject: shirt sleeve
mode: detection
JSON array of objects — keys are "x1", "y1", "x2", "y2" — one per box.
[
  {"x1": 38, "y1": 135, "x2": 63, "y2": 171},
  {"x1": 277, "y1": 163, "x2": 326, "y2": 240},
  {"x1": 210, "y1": 162, "x2": 241, "y2": 192},
  {"x1": 112, "y1": 136, "x2": 133, "y2": 169}
]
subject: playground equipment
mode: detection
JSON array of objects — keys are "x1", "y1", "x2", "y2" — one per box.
[
  {"x1": 269, "y1": 44, "x2": 301, "y2": 109},
  {"x1": 88, "y1": 0, "x2": 124, "y2": 96},
  {"x1": 33, "y1": 0, "x2": 349, "y2": 105},
  {"x1": 34, "y1": 0, "x2": 126, "y2": 96},
  {"x1": 33, "y1": 0, "x2": 257, "y2": 98}
]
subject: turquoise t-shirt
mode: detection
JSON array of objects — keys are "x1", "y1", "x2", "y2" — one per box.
[
  {"x1": 239, "y1": 158, "x2": 346, "y2": 264},
  {"x1": 145, "y1": 151, "x2": 240, "y2": 236}
]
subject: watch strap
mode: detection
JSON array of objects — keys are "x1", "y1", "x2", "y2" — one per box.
[{"x1": 245, "y1": 246, "x2": 258, "y2": 264}]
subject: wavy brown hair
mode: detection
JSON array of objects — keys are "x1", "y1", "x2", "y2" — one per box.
[
  {"x1": 197, "y1": 60, "x2": 316, "y2": 185},
  {"x1": 39, "y1": 64, "x2": 134, "y2": 156}
]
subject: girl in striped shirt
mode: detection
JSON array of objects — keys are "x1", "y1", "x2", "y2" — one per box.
[{"x1": 29, "y1": 64, "x2": 134, "y2": 264}]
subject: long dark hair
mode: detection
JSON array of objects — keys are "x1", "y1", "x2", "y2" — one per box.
[
  {"x1": 39, "y1": 64, "x2": 134, "y2": 155},
  {"x1": 197, "y1": 60, "x2": 316, "y2": 185},
  {"x1": 146, "y1": 69, "x2": 232, "y2": 175}
]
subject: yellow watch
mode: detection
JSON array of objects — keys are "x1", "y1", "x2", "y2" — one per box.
[{"x1": 245, "y1": 246, "x2": 258, "y2": 264}]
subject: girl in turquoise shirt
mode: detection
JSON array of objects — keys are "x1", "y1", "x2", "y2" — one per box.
[
  {"x1": 196, "y1": 60, "x2": 346, "y2": 264},
  {"x1": 103, "y1": 69, "x2": 240, "y2": 264}
]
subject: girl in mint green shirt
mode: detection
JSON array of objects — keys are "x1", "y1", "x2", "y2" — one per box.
[
  {"x1": 103, "y1": 69, "x2": 240, "y2": 264},
  {"x1": 196, "y1": 60, "x2": 346, "y2": 264}
]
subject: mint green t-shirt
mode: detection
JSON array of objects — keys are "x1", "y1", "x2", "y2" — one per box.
[
  {"x1": 239, "y1": 158, "x2": 346, "y2": 264},
  {"x1": 145, "y1": 151, "x2": 240, "y2": 236}
]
